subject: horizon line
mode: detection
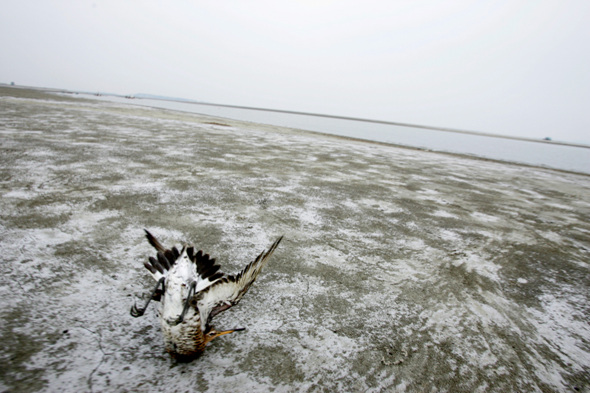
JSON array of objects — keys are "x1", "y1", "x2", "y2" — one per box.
[
  {"x1": 138, "y1": 94, "x2": 590, "y2": 149},
  {"x1": 4, "y1": 83, "x2": 589, "y2": 149}
]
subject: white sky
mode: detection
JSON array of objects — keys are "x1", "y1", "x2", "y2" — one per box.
[{"x1": 2, "y1": 1, "x2": 589, "y2": 143}]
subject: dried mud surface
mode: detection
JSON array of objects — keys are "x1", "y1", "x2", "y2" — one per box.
[{"x1": 0, "y1": 87, "x2": 589, "y2": 392}]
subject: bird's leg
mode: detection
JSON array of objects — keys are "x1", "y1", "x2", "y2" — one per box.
[
  {"x1": 130, "y1": 277, "x2": 165, "y2": 317},
  {"x1": 171, "y1": 281, "x2": 197, "y2": 326}
]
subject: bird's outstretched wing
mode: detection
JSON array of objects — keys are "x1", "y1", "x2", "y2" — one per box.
[
  {"x1": 196, "y1": 236, "x2": 283, "y2": 329},
  {"x1": 145, "y1": 229, "x2": 167, "y2": 254},
  {"x1": 187, "y1": 247, "x2": 225, "y2": 293},
  {"x1": 143, "y1": 230, "x2": 225, "y2": 292},
  {"x1": 143, "y1": 230, "x2": 180, "y2": 281}
]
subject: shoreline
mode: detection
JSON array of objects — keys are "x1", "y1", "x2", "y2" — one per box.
[
  {"x1": 4, "y1": 83, "x2": 589, "y2": 161},
  {"x1": 138, "y1": 96, "x2": 590, "y2": 149},
  {"x1": 81, "y1": 91, "x2": 590, "y2": 178}
]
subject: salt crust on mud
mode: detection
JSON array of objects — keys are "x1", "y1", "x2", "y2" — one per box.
[{"x1": 0, "y1": 90, "x2": 589, "y2": 392}]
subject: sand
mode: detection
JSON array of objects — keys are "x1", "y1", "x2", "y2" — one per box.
[{"x1": 0, "y1": 86, "x2": 589, "y2": 392}]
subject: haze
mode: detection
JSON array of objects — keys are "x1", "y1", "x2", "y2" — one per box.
[{"x1": 2, "y1": 1, "x2": 589, "y2": 143}]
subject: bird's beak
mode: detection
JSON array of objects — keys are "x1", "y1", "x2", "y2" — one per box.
[
  {"x1": 216, "y1": 327, "x2": 246, "y2": 337},
  {"x1": 207, "y1": 327, "x2": 246, "y2": 342}
]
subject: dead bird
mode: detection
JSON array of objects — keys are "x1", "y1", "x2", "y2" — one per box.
[{"x1": 131, "y1": 230, "x2": 283, "y2": 360}]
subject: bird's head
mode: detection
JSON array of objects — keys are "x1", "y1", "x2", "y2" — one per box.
[{"x1": 204, "y1": 327, "x2": 246, "y2": 344}]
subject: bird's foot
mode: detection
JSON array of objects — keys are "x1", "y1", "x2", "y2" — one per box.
[
  {"x1": 130, "y1": 303, "x2": 146, "y2": 317},
  {"x1": 129, "y1": 277, "x2": 166, "y2": 318}
]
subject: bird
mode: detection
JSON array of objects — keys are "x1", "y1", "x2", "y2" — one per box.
[{"x1": 131, "y1": 229, "x2": 283, "y2": 361}]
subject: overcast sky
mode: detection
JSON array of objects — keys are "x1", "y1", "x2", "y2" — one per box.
[{"x1": 2, "y1": 1, "x2": 589, "y2": 143}]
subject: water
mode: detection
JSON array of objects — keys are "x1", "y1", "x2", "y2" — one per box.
[{"x1": 91, "y1": 95, "x2": 590, "y2": 174}]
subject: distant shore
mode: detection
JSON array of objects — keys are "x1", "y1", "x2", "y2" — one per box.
[
  {"x1": 2, "y1": 84, "x2": 589, "y2": 175},
  {"x1": 3, "y1": 82, "x2": 589, "y2": 149}
]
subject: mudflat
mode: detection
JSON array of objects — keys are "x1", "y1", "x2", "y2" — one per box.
[{"x1": 1, "y1": 86, "x2": 589, "y2": 392}]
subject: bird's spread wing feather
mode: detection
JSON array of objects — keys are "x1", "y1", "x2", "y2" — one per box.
[
  {"x1": 145, "y1": 229, "x2": 167, "y2": 254},
  {"x1": 143, "y1": 230, "x2": 225, "y2": 292},
  {"x1": 143, "y1": 230, "x2": 181, "y2": 281},
  {"x1": 196, "y1": 236, "x2": 283, "y2": 330},
  {"x1": 186, "y1": 247, "x2": 225, "y2": 293}
]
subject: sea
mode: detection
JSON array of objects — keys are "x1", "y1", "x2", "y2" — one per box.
[{"x1": 89, "y1": 95, "x2": 590, "y2": 175}]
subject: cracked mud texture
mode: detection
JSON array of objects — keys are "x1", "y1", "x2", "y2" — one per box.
[{"x1": 0, "y1": 86, "x2": 589, "y2": 392}]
